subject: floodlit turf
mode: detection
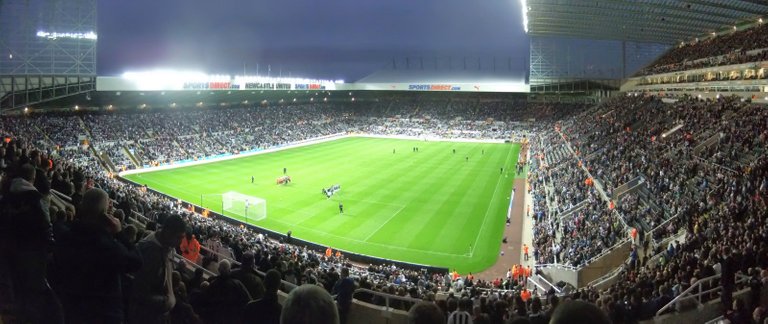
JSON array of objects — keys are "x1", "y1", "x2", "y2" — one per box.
[{"x1": 124, "y1": 137, "x2": 520, "y2": 273}]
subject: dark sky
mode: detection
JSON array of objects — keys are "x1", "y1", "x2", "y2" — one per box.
[{"x1": 98, "y1": 0, "x2": 529, "y2": 81}]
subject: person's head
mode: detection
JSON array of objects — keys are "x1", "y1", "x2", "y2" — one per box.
[
  {"x1": 280, "y1": 284, "x2": 339, "y2": 324},
  {"x1": 18, "y1": 163, "x2": 35, "y2": 182},
  {"x1": 158, "y1": 214, "x2": 187, "y2": 248},
  {"x1": 549, "y1": 300, "x2": 610, "y2": 324},
  {"x1": 29, "y1": 150, "x2": 41, "y2": 166},
  {"x1": 218, "y1": 259, "x2": 232, "y2": 276},
  {"x1": 264, "y1": 269, "x2": 282, "y2": 293},
  {"x1": 407, "y1": 301, "x2": 444, "y2": 324},
  {"x1": 459, "y1": 297, "x2": 472, "y2": 311},
  {"x1": 112, "y1": 209, "x2": 125, "y2": 223},
  {"x1": 340, "y1": 267, "x2": 349, "y2": 278},
  {"x1": 447, "y1": 298, "x2": 458, "y2": 313},
  {"x1": 78, "y1": 188, "x2": 118, "y2": 230},
  {"x1": 242, "y1": 251, "x2": 255, "y2": 269},
  {"x1": 531, "y1": 297, "x2": 542, "y2": 313}
]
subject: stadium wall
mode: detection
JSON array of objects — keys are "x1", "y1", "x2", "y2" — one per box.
[{"x1": 537, "y1": 239, "x2": 631, "y2": 288}]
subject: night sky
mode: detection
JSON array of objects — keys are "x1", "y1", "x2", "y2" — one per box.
[{"x1": 97, "y1": 0, "x2": 529, "y2": 81}]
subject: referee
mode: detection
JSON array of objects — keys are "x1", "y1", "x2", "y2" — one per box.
[{"x1": 339, "y1": 202, "x2": 344, "y2": 214}]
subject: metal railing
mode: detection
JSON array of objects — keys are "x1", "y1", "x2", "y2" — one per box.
[
  {"x1": 352, "y1": 288, "x2": 421, "y2": 312},
  {"x1": 535, "y1": 273, "x2": 562, "y2": 294},
  {"x1": 655, "y1": 273, "x2": 751, "y2": 316}
]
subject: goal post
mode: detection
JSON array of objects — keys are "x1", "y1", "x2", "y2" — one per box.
[{"x1": 221, "y1": 191, "x2": 267, "y2": 221}]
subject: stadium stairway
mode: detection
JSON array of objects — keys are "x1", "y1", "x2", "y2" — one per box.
[
  {"x1": 93, "y1": 147, "x2": 118, "y2": 173},
  {"x1": 123, "y1": 145, "x2": 142, "y2": 167},
  {"x1": 76, "y1": 116, "x2": 96, "y2": 143}
]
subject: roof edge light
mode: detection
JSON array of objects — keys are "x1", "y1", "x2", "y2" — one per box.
[{"x1": 520, "y1": 0, "x2": 529, "y2": 33}]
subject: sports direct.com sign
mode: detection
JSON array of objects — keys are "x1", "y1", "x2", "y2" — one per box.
[{"x1": 408, "y1": 84, "x2": 461, "y2": 91}]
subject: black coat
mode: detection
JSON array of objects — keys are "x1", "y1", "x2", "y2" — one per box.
[{"x1": 54, "y1": 221, "x2": 142, "y2": 322}]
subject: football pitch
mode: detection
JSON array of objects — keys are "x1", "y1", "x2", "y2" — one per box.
[{"x1": 123, "y1": 137, "x2": 520, "y2": 273}]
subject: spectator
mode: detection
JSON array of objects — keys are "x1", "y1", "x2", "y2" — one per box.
[
  {"x1": 129, "y1": 215, "x2": 187, "y2": 324},
  {"x1": 195, "y1": 259, "x2": 252, "y2": 324},
  {"x1": 549, "y1": 300, "x2": 611, "y2": 324},
  {"x1": 180, "y1": 232, "x2": 201, "y2": 264},
  {"x1": 281, "y1": 284, "x2": 339, "y2": 324},
  {"x1": 332, "y1": 267, "x2": 356, "y2": 324},
  {"x1": 0, "y1": 163, "x2": 63, "y2": 324},
  {"x1": 232, "y1": 252, "x2": 265, "y2": 300},
  {"x1": 407, "y1": 301, "x2": 445, "y2": 324},
  {"x1": 447, "y1": 297, "x2": 473, "y2": 324},
  {"x1": 242, "y1": 269, "x2": 283, "y2": 324},
  {"x1": 54, "y1": 188, "x2": 143, "y2": 323}
]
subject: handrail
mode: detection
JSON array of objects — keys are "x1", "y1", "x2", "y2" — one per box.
[
  {"x1": 50, "y1": 188, "x2": 73, "y2": 203},
  {"x1": 694, "y1": 156, "x2": 739, "y2": 174},
  {"x1": 172, "y1": 252, "x2": 216, "y2": 277},
  {"x1": 526, "y1": 277, "x2": 546, "y2": 296},
  {"x1": 534, "y1": 263, "x2": 578, "y2": 271},
  {"x1": 576, "y1": 238, "x2": 631, "y2": 270},
  {"x1": 131, "y1": 210, "x2": 151, "y2": 224},
  {"x1": 655, "y1": 273, "x2": 751, "y2": 316},
  {"x1": 352, "y1": 288, "x2": 422, "y2": 310},
  {"x1": 587, "y1": 258, "x2": 629, "y2": 288},
  {"x1": 200, "y1": 244, "x2": 240, "y2": 266},
  {"x1": 535, "y1": 274, "x2": 562, "y2": 294}
]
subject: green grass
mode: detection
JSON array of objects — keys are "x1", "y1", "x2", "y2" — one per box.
[{"x1": 123, "y1": 137, "x2": 519, "y2": 273}]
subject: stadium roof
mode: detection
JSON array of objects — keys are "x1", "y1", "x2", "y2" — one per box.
[{"x1": 525, "y1": 0, "x2": 768, "y2": 44}]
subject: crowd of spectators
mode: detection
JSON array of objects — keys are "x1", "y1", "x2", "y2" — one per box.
[
  {"x1": 635, "y1": 22, "x2": 768, "y2": 76},
  {"x1": 528, "y1": 94, "x2": 768, "y2": 322},
  {"x1": 0, "y1": 99, "x2": 592, "y2": 324},
  {"x1": 21, "y1": 101, "x2": 582, "y2": 170},
  {"x1": 2, "y1": 95, "x2": 767, "y2": 323}
]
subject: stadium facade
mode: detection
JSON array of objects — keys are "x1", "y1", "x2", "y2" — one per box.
[{"x1": 0, "y1": 0, "x2": 97, "y2": 110}]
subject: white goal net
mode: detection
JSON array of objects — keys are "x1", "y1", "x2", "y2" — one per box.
[{"x1": 222, "y1": 191, "x2": 266, "y2": 221}]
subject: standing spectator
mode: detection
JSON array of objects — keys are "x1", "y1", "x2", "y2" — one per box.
[
  {"x1": 242, "y1": 269, "x2": 283, "y2": 324},
  {"x1": 195, "y1": 259, "x2": 252, "y2": 324},
  {"x1": 447, "y1": 297, "x2": 473, "y2": 324},
  {"x1": 721, "y1": 247, "x2": 736, "y2": 312},
  {"x1": 232, "y1": 252, "x2": 265, "y2": 300},
  {"x1": 549, "y1": 300, "x2": 610, "y2": 324},
  {"x1": 129, "y1": 215, "x2": 187, "y2": 324},
  {"x1": 180, "y1": 232, "x2": 201, "y2": 264},
  {"x1": 407, "y1": 301, "x2": 445, "y2": 324},
  {"x1": 0, "y1": 163, "x2": 63, "y2": 324},
  {"x1": 281, "y1": 284, "x2": 339, "y2": 324},
  {"x1": 332, "y1": 267, "x2": 356, "y2": 324},
  {"x1": 54, "y1": 188, "x2": 142, "y2": 323}
]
